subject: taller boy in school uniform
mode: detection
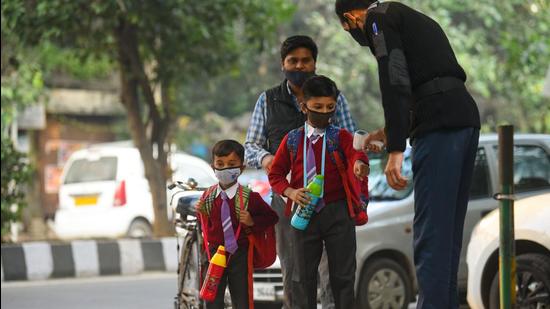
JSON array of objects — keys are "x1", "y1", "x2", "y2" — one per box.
[{"x1": 268, "y1": 76, "x2": 369, "y2": 309}]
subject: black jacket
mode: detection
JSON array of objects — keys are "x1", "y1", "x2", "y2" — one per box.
[{"x1": 364, "y1": 1, "x2": 480, "y2": 151}]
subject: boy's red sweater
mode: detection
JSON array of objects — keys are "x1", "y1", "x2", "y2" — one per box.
[
  {"x1": 268, "y1": 127, "x2": 368, "y2": 207},
  {"x1": 204, "y1": 188, "x2": 278, "y2": 248}
]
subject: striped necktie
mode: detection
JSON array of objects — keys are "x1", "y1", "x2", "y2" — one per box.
[
  {"x1": 220, "y1": 191, "x2": 238, "y2": 254},
  {"x1": 306, "y1": 134, "x2": 325, "y2": 212}
]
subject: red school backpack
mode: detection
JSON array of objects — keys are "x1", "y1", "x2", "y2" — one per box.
[{"x1": 197, "y1": 185, "x2": 277, "y2": 269}]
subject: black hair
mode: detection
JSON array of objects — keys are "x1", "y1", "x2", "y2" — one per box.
[
  {"x1": 280, "y1": 35, "x2": 318, "y2": 62},
  {"x1": 335, "y1": 0, "x2": 376, "y2": 23},
  {"x1": 211, "y1": 140, "x2": 244, "y2": 164},
  {"x1": 302, "y1": 75, "x2": 339, "y2": 102}
]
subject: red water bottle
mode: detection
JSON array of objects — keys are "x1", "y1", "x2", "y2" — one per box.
[{"x1": 200, "y1": 245, "x2": 227, "y2": 302}]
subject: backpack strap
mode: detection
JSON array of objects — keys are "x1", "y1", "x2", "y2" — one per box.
[
  {"x1": 197, "y1": 185, "x2": 218, "y2": 217},
  {"x1": 331, "y1": 151, "x2": 356, "y2": 219},
  {"x1": 286, "y1": 126, "x2": 304, "y2": 164},
  {"x1": 197, "y1": 185, "x2": 217, "y2": 261}
]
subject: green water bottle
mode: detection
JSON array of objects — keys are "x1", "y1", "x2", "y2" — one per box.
[{"x1": 291, "y1": 175, "x2": 324, "y2": 230}]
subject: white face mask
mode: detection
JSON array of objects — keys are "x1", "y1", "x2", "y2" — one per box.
[{"x1": 214, "y1": 167, "x2": 242, "y2": 185}]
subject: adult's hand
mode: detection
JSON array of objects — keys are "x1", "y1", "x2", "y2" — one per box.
[
  {"x1": 385, "y1": 151, "x2": 408, "y2": 190},
  {"x1": 261, "y1": 154, "x2": 274, "y2": 174},
  {"x1": 363, "y1": 128, "x2": 386, "y2": 153}
]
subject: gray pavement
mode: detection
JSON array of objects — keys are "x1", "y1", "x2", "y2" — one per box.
[
  {"x1": 1, "y1": 273, "x2": 469, "y2": 309},
  {"x1": 1, "y1": 273, "x2": 177, "y2": 309}
]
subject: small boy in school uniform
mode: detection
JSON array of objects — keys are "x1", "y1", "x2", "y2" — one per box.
[
  {"x1": 198, "y1": 140, "x2": 278, "y2": 309},
  {"x1": 268, "y1": 75, "x2": 369, "y2": 309}
]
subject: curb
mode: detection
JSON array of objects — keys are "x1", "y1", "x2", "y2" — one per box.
[{"x1": 1, "y1": 237, "x2": 179, "y2": 282}]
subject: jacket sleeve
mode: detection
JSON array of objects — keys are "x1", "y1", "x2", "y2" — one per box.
[
  {"x1": 268, "y1": 134, "x2": 293, "y2": 195},
  {"x1": 248, "y1": 192, "x2": 279, "y2": 233},
  {"x1": 367, "y1": 10, "x2": 411, "y2": 152}
]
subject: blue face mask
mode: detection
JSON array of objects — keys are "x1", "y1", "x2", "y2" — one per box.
[
  {"x1": 284, "y1": 70, "x2": 315, "y2": 87},
  {"x1": 214, "y1": 167, "x2": 242, "y2": 186}
]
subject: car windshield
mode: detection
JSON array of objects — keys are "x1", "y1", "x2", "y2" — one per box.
[
  {"x1": 64, "y1": 156, "x2": 117, "y2": 184},
  {"x1": 368, "y1": 149, "x2": 414, "y2": 201}
]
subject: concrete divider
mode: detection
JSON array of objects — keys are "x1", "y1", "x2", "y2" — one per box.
[{"x1": 1, "y1": 237, "x2": 179, "y2": 282}]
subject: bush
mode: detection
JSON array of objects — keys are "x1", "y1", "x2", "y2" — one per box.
[{"x1": 1, "y1": 136, "x2": 32, "y2": 240}]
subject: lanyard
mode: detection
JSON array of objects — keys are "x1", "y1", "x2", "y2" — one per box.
[{"x1": 302, "y1": 123, "x2": 326, "y2": 197}]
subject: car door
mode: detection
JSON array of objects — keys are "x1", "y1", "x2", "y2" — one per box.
[{"x1": 459, "y1": 146, "x2": 496, "y2": 286}]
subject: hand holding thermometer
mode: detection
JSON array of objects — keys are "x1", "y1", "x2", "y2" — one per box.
[{"x1": 353, "y1": 130, "x2": 385, "y2": 152}]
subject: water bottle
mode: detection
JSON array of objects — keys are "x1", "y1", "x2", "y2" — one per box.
[
  {"x1": 291, "y1": 175, "x2": 324, "y2": 230},
  {"x1": 199, "y1": 245, "x2": 227, "y2": 302}
]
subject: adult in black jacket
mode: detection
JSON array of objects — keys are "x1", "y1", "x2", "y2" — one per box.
[{"x1": 334, "y1": 1, "x2": 480, "y2": 308}]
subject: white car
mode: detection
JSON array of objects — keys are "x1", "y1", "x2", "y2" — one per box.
[
  {"x1": 466, "y1": 193, "x2": 550, "y2": 309},
  {"x1": 53, "y1": 142, "x2": 217, "y2": 239}
]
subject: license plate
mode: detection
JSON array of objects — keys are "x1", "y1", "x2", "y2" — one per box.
[
  {"x1": 74, "y1": 196, "x2": 98, "y2": 206},
  {"x1": 253, "y1": 283, "x2": 276, "y2": 301}
]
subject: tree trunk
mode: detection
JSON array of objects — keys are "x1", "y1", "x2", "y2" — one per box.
[{"x1": 115, "y1": 19, "x2": 172, "y2": 237}]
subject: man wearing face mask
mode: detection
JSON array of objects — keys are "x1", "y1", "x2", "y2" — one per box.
[
  {"x1": 245, "y1": 35, "x2": 356, "y2": 309},
  {"x1": 334, "y1": 1, "x2": 480, "y2": 308}
]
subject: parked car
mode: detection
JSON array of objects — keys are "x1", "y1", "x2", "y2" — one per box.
[
  {"x1": 354, "y1": 134, "x2": 550, "y2": 308},
  {"x1": 242, "y1": 134, "x2": 550, "y2": 307},
  {"x1": 53, "y1": 142, "x2": 217, "y2": 239},
  {"x1": 466, "y1": 193, "x2": 550, "y2": 309},
  {"x1": 239, "y1": 168, "x2": 272, "y2": 204}
]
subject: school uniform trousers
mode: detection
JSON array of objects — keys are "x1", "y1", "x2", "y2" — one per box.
[
  {"x1": 205, "y1": 245, "x2": 250, "y2": 309},
  {"x1": 291, "y1": 199, "x2": 356, "y2": 309}
]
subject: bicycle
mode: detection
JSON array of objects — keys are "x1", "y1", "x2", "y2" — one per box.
[{"x1": 168, "y1": 180, "x2": 232, "y2": 309}]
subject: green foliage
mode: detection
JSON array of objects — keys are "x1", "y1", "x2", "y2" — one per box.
[
  {"x1": 1, "y1": 137, "x2": 32, "y2": 239},
  {"x1": 1, "y1": 12, "x2": 45, "y2": 132},
  {"x1": 177, "y1": 0, "x2": 550, "y2": 140},
  {"x1": 37, "y1": 42, "x2": 113, "y2": 80}
]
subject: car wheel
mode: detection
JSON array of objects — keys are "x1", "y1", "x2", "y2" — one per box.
[
  {"x1": 357, "y1": 258, "x2": 413, "y2": 309},
  {"x1": 489, "y1": 253, "x2": 550, "y2": 309},
  {"x1": 127, "y1": 219, "x2": 153, "y2": 238}
]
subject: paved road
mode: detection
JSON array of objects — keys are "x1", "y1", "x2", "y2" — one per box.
[
  {"x1": 2, "y1": 273, "x2": 177, "y2": 309},
  {"x1": 2, "y1": 273, "x2": 468, "y2": 309}
]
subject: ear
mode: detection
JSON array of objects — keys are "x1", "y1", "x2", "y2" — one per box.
[
  {"x1": 343, "y1": 12, "x2": 356, "y2": 25},
  {"x1": 300, "y1": 101, "x2": 308, "y2": 114}
]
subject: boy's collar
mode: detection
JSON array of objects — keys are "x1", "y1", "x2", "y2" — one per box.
[
  {"x1": 306, "y1": 122, "x2": 326, "y2": 138},
  {"x1": 216, "y1": 182, "x2": 239, "y2": 199}
]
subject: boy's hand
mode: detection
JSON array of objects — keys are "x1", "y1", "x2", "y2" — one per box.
[
  {"x1": 239, "y1": 209, "x2": 254, "y2": 226},
  {"x1": 354, "y1": 160, "x2": 369, "y2": 180},
  {"x1": 283, "y1": 187, "x2": 311, "y2": 208}
]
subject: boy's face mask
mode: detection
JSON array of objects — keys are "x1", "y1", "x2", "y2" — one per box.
[
  {"x1": 214, "y1": 167, "x2": 242, "y2": 186},
  {"x1": 306, "y1": 107, "x2": 334, "y2": 129}
]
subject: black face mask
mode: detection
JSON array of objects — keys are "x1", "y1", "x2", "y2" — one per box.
[
  {"x1": 284, "y1": 70, "x2": 315, "y2": 87},
  {"x1": 348, "y1": 27, "x2": 369, "y2": 46},
  {"x1": 306, "y1": 108, "x2": 335, "y2": 128}
]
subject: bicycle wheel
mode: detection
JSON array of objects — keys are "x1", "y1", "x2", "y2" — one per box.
[{"x1": 177, "y1": 231, "x2": 202, "y2": 309}]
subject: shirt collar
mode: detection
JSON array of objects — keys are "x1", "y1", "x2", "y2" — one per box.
[
  {"x1": 306, "y1": 122, "x2": 326, "y2": 138},
  {"x1": 367, "y1": 0, "x2": 381, "y2": 10},
  {"x1": 216, "y1": 182, "x2": 239, "y2": 199},
  {"x1": 285, "y1": 81, "x2": 302, "y2": 111}
]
